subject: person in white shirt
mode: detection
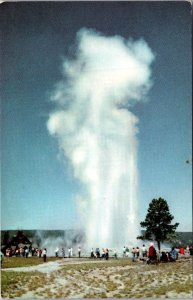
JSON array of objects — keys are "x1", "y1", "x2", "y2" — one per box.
[
  {"x1": 141, "y1": 244, "x2": 147, "y2": 258},
  {"x1": 43, "y1": 248, "x2": 47, "y2": 262}
]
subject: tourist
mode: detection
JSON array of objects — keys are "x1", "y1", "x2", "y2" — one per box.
[
  {"x1": 95, "y1": 248, "x2": 100, "y2": 258},
  {"x1": 179, "y1": 246, "x2": 185, "y2": 255},
  {"x1": 25, "y1": 247, "x2": 29, "y2": 258},
  {"x1": 131, "y1": 247, "x2": 136, "y2": 262},
  {"x1": 101, "y1": 249, "x2": 106, "y2": 259},
  {"x1": 147, "y1": 242, "x2": 157, "y2": 263},
  {"x1": 105, "y1": 248, "x2": 109, "y2": 260},
  {"x1": 55, "y1": 248, "x2": 59, "y2": 257},
  {"x1": 91, "y1": 248, "x2": 94, "y2": 258},
  {"x1": 68, "y1": 248, "x2": 71, "y2": 258},
  {"x1": 141, "y1": 244, "x2": 147, "y2": 258},
  {"x1": 136, "y1": 247, "x2": 140, "y2": 259},
  {"x1": 160, "y1": 251, "x2": 168, "y2": 262},
  {"x1": 20, "y1": 247, "x2": 24, "y2": 257},
  {"x1": 61, "y1": 248, "x2": 65, "y2": 258},
  {"x1": 31, "y1": 247, "x2": 35, "y2": 256},
  {"x1": 43, "y1": 248, "x2": 47, "y2": 262},
  {"x1": 189, "y1": 246, "x2": 193, "y2": 256},
  {"x1": 125, "y1": 247, "x2": 129, "y2": 257},
  {"x1": 78, "y1": 247, "x2": 81, "y2": 258},
  {"x1": 123, "y1": 246, "x2": 126, "y2": 257},
  {"x1": 170, "y1": 247, "x2": 178, "y2": 261},
  {"x1": 38, "y1": 249, "x2": 42, "y2": 258},
  {"x1": 15, "y1": 248, "x2": 20, "y2": 257}
]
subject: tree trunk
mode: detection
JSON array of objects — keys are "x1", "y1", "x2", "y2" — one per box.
[{"x1": 157, "y1": 240, "x2": 161, "y2": 251}]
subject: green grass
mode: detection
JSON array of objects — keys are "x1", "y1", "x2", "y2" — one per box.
[
  {"x1": 2, "y1": 256, "x2": 62, "y2": 268},
  {"x1": 1, "y1": 271, "x2": 46, "y2": 298}
]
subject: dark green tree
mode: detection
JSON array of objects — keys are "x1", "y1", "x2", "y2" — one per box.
[
  {"x1": 137, "y1": 197, "x2": 179, "y2": 250},
  {"x1": 2, "y1": 231, "x2": 10, "y2": 246}
]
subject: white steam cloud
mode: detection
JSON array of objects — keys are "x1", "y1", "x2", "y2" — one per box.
[{"x1": 47, "y1": 28, "x2": 154, "y2": 248}]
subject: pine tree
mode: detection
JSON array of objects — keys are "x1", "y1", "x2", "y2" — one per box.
[{"x1": 137, "y1": 197, "x2": 179, "y2": 250}]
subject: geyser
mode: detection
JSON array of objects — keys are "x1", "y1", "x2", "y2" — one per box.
[{"x1": 47, "y1": 28, "x2": 154, "y2": 249}]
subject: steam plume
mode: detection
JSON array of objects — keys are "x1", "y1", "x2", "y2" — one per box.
[{"x1": 47, "y1": 28, "x2": 154, "y2": 248}]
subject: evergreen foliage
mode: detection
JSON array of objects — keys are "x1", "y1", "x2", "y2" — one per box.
[{"x1": 137, "y1": 197, "x2": 179, "y2": 250}]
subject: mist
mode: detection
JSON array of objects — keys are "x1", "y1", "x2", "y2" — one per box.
[{"x1": 47, "y1": 28, "x2": 154, "y2": 249}]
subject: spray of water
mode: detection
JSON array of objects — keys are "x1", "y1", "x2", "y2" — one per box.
[
  {"x1": 33, "y1": 230, "x2": 84, "y2": 257},
  {"x1": 47, "y1": 28, "x2": 154, "y2": 249}
]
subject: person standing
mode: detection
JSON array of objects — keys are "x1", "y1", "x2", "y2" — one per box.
[
  {"x1": 123, "y1": 246, "x2": 126, "y2": 258},
  {"x1": 39, "y1": 249, "x2": 42, "y2": 258},
  {"x1": 25, "y1": 248, "x2": 29, "y2": 258},
  {"x1": 91, "y1": 248, "x2": 94, "y2": 258},
  {"x1": 132, "y1": 247, "x2": 136, "y2": 262},
  {"x1": 179, "y1": 246, "x2": 185, "y2": 255},
  {"x1": 136, "y1": 247, "x2": 140, "y2": 260},
  {"x1": 78, "y1": 247, "x2": 81, "y2": 258},
  {"x1": 68, "y1": 248, "x2": 71, "y2": 258},
  {"x1": 170, "y1": 247, "x2": 178, "y2": 261},
  {"x1": 125, "y1": 247, "x2": 129, "y2": 257},
  {"x1": 61, "y1": 248, "x2": 65, "y2": 258},
  {"x1": 148, "y1": 242, "x2": 157, "y2": 261},
  {"x1": 105, "y1": 248, "x2": 109, "y2": 260},
  {"x1": 141, "y1": 244, "x2": 147, "y2": 258},
  {"x1": 55, "y1": 248, "x2": 59, "y2": 257},
  {"x1": 43, "y1": 248, "x2": 47, "y2": 262}
]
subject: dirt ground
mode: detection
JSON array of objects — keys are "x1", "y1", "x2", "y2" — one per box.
[{"x1": 1, "y1": 257, "x2": 192, "y2": 298}]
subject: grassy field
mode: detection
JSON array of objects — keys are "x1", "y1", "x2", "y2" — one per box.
[
  {"x1": 2, "y1": 256, "x2": 62, "y2": 268},
  {"x1": 1, "y1": 257, "x2": 192, "y2": 298}
]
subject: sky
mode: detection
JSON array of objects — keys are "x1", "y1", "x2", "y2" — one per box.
[{"x1": 1, "y1": 1, "x2": 192, "y2": 233}]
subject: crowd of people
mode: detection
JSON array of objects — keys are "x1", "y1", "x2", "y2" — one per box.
[
  {"x1": 123, "y1": 243, "x2": 192, "y2": 264},
  {"x1": 90, "y1": 248, "x2": 110, "y2": 260},
  {"x1": 2, "y1": 246, "x2": 47, "y2": 259},
  {"x1": 1, "y1": 243, "x2": 192, "y2": 265}
]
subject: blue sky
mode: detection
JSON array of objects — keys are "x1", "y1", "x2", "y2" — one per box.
[{"x1": 1, "y1": 1, "x2": 192, "y2": 232}]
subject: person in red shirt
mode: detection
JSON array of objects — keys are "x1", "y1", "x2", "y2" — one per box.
[
  {"x1": 148, "y1": 242, "x2": 157, "y2": 260},
  {"x1": 179, "y1": 246, "x2": 185, "y2": 255}
]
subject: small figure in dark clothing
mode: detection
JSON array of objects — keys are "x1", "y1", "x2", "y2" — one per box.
[
  {"x1": 91, "y1": 248, "x2": 94, "y2": 258},
  {"x1": 95, "y1": 248, "x2": 100, "y2": 258},
  {"x1": 55, "y1": 248, "x2": 59, "y2": 257},
  {"x1": 43, "y1": 248, "x2": 47, "y2": 262},
  {"x1": 160, "y1": 251, "x2": 168, "y2": 262},
  {"x1": 105, "y1": 249, "x2": 109, "y2": 260},
  {"x1": 136, "y1": 247, "x2": 140, "y2": 259},
  {"x1": 25, "y1": 248, "x2": 29, "y2": 258},
  {"x1": 78, "y1": 247, "x2": 81, "y2": 258}
]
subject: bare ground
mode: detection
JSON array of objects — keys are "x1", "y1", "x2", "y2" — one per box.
[{"x1": 1, "y1": 257, "x2": 192, "y2": 298}]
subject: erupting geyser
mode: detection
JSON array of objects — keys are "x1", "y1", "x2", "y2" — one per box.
[{"x1": 47, "y1": 28, "x2": 154, "y2": 249}]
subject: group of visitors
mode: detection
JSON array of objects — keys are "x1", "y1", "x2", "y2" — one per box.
[
  {"x1": 54, "y1": 247, "x2": 82, "y2": 258},
  {"x1": 122, "y1": 245, "x2": 148, "y2": 262},
  {"x1": 4, "y1": 246, "x2": 30, "y2": 258},
  {"x1": 2, "y1": 243, "x2": 192, "y2": 264},
  {"x1": 90, "y1": 248, "x2": 109, "y2": 260}
]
